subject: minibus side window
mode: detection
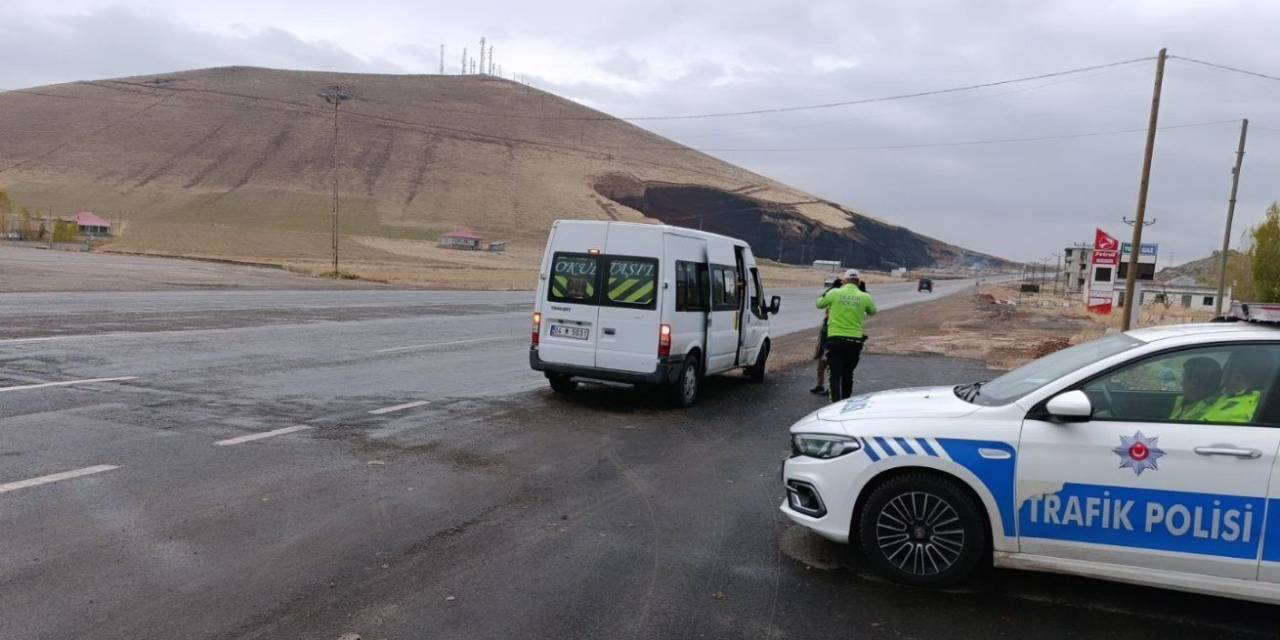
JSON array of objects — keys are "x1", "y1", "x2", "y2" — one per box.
[
  {"x1": 711, "y1": 265, "x2": 739, "y2": 311},
  {"x1": 675, "y1": 261, "x2": 709, "y2": 312},
  {"x1": 749, "y1": 268, "x2": 766, "y2": 319},
  {"x1": 602, "y1": 256, "x2": 659, "y2": 309},
  {"x1": 548, "y1": 253, "x2": 600, "y2": 305}
]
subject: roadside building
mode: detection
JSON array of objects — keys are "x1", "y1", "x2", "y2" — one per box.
[
  {"x1": 438, "y1": 230, "x2": 483, "y2": 250},
  {"x1": 1062, "y1": 244, "x2": 1093, "y2": 293},
  {"x1": 1136, "y1": 281, "x2": 1229, "y2": 311},
  {"x1": 71, "y1": 211, "x2": 112, "y2": 237}
]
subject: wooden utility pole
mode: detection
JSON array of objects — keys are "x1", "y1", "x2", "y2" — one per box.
[
  {"x1": 1214, "y1": 118, "x2": 1249, "y2": 316},
  {"x1": 1121, "y1": 48, "x2": 1167, "y2": 331},
  {"x1": 318, "y1": 86, "x2": 351, "y2": 274}
]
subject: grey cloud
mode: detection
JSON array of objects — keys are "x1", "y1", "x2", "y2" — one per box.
[
  {"x1": 3, "y1": 1, "x2": 1278, "y2": 262},
  {"x1": 0, "y1": 6, "x2": 399, "y2": 90}
]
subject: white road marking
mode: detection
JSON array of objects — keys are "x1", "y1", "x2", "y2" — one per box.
[
  {"x1": 0, "y1": 465, "x2": 120, "y2": 494},
  {"x1": 368, "y1": 400, "x2": 429, "y2": 415},
  {"x1": 0, "y1": 332, "x2": 137, "y2": 345},
  {"x1": 373, "y1": 337, "x2": 493, "y2": 353},
  {"x1": 0, "y1": 376, "x2": 138, "y2": 393},
  {"x1": 214, "y1": 425, "x2": 312, "y2": 446}
]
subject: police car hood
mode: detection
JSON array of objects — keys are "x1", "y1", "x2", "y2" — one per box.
[{"x1": 815, "y1": 386, "x2": 978, "y2": 422}]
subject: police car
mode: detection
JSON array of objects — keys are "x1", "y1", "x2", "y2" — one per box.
[{"x1": 781, "y1": 304, "x2": 1280, "y2": 603}]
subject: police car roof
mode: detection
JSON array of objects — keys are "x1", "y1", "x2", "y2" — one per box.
[{"x1": 1127, "y1": 321, "x2": 1278, "y2": 344}]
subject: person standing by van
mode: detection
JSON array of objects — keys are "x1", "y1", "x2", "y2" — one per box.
[
  {"x1": 817, "y1": 269, "x2": 877, "y2": 401},
  {"x1": 810, "y1": 310, "x2": 830, "y2": 395}
]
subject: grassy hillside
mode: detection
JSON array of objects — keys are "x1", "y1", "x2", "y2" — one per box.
[{"x1": 0, "y1": 67, "x2": 1006, "y2": 287}]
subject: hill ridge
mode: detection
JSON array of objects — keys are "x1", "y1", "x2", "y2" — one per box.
[{"x1": 0, "y1": 66, "x2": 1006, "y2": 276}]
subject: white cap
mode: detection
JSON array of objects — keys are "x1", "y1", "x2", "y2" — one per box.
[{"x1": 844, "y1": 269, "x2": 861, "y2": 280}]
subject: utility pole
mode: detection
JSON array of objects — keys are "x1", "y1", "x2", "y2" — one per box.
[
  {"x1": 479, "y1": 37, "x2": 486, "y2": 75},
  {"x1": 461, "y1": 48, "x2": 467, "y2": 74},
  {"x1": 1215, "y1": 118, "x2": 1249, "y2": 316},
  {"x1": 1121, "y1": 48, "x2": 1166, "y2": 331},
  {"x1": 1053, "y1": 253, "x2": 1063, "y2": 295},
  {"x1": 318, "y1": 85, "x2": 352, "y2": 275},
  {"x1": 440, "y1": 44, "x2": 445, "y2": 74}
]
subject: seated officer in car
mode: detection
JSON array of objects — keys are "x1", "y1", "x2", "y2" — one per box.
[
  {"x1": 1170, "y1": 357, "x2": 1222, "y2": 421},
  {"x1": 1202, "y1": 352, "x2": 1272, "y2": 424}
]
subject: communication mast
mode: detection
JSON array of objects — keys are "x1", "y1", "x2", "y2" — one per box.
[
  {"x1": 479, "y1": 37, "x2": 486, "y2": 75},
  {"x1": 439, "y1": 44, "x2": 444, "y2": 74},
  {"x1": 488, "y1": 45, "x2": 494, "y2": 74},
  {"x1": 461, "y1": 47, "x2": 467, "y2": 74}
]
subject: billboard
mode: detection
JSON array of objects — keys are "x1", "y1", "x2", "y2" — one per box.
[
  {"x1": 1121, "y1": 242, "x2": 1159, "y2": 257},
  {"x1": 1087, "y1": 228, "x2": 1119, "y2": 315}
]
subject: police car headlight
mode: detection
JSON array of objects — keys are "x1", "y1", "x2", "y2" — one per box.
[{"x1": 791, "y1": 434, "x2": 861, "y2": 459}]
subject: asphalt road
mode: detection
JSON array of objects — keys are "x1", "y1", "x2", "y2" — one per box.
[{"x1": 5, "y1": 279, "x2": 1274, "y2": 639}]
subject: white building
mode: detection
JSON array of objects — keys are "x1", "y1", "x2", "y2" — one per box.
[
  {"x1": 1135, "y1": 278, "x2": 1229, "y2": 312},
  {"x1": 1062, "y1": 245, "x2": 1093, "y2": 293}
]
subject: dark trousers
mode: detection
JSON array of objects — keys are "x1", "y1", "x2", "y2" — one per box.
[{"x1": 826, "y1": 337, "x2": 865, "y2": 401}]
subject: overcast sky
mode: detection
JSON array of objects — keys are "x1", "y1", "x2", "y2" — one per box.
[{"x1": 2, "y1": 1, "x2": 1278, "y2": 263}]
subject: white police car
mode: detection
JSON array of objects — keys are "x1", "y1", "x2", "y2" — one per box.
[{"x1": 781, "y1": 311, "x2": 1280, "y2": 603}]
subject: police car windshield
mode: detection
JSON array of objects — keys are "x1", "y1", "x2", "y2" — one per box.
[{"x1": 965, "y1": 333, "x2": 1145, "y2": 406}]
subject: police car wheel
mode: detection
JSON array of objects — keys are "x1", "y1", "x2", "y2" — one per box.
[
  {"x1": 669, "y1": 358, "x2": 699, "y2": 407},
  {"x1": 858, "y1": 473, "x2": 986, "y2": 588},
  {"x1": 548, "y1": 375, "x2": 577, "y2": 394}
]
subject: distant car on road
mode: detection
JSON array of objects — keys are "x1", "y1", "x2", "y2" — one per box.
[
  {"x1": 917, "y1": 277, "x2": 933, "y2": 292},
  {"x1": 781, "y1": 317, "x2": 1280, "y2": 604},
  {"x1": 531, "y1": 220, "x2": 780, "y2": 406}
]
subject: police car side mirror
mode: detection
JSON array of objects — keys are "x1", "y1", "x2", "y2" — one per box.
[
  {"x1": 769, "y1": 296, "x2": 782, "y2": 315},
  {"x1": 1045, "y1": 390, "x2": 1093, "y2": 422}
]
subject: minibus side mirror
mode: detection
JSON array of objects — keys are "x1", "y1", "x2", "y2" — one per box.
[{"x1": 769, "y1": 296, "x2": 782, "y2": 315}]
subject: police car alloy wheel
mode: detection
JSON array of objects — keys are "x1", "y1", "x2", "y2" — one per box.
[{"x1": 858, "y1": 472, "x2": 987, "y2": 587}]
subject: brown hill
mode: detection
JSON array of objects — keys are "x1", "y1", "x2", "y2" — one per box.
[
  {"x1": 0, "y1": 66, "x2": 1005, "y2": 286},
  {"x1": 1155, "y1": 250, "x2": 1240, "y2": 285}
]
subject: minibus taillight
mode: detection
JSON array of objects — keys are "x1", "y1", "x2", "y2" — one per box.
[
  {"x1": 531, "y1": 312, "x2": 542, "y2": 348},
  {"x1": 658, "y1": 323, "x2": 672, "y2": 358}
]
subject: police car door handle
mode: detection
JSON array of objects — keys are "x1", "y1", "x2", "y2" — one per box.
[{"x1": 1193, "y1": 446, "x2": 1262, "y2": 459}]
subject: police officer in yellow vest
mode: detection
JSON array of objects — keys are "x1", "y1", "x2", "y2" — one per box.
[
  {"x1": 1202, "y1": 352, "x2": 1271, "y2": 424},
  {"x1": 817, "y1": 269, "x2": 877, "y2": 401},
  {"x1": 1169, "y1": 356, "x2": 1222, "y2": 421}
]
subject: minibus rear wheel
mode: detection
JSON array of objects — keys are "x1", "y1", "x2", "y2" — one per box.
[
  {"x1": 669, "y1": 358, "x2": 699, "y2": 407},
  {"x1": 548, "y1": 374, "x2": 578, "y2": 394}
]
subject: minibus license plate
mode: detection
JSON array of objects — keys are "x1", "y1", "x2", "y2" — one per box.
[{"x1": 550, "y1": 324, "x2": 589, "y2": 340}]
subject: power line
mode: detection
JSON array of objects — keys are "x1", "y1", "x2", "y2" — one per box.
[
  {"x1": 674, "y1": 63, "x2": 1142, "y2": 141},
  {"x1": 388, "y1": 56, "x2": 1157, "y2": 123},
  {"x1": 1170, "y1": 55, "x2": 1280, "y2": 83},
  {"x1": 686, "y1": 119, "x2": 1239, "y2": 153},
  {"x1": 571, "y1": 56, "x2": 1158, "y2": 121}
]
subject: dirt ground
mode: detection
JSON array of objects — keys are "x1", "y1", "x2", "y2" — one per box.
[
  {"x1": 768, "y1": 283, "x2": 1123, "y2": 374},
  {"x1": 99, "y1": 235, "x2": 905, "y2": 291},
  {"x1": 0, "y1": 243, "x2": 381, "y2": 292}
]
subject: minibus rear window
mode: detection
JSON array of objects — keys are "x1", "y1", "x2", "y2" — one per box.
[
  {"x1": 603, "y1": 257, "x2": 658, "y2": 309},
  {"x1": 548, "y1": 253, "x2": 600, "y2": 304}
]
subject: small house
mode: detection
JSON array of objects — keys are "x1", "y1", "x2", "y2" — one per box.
[
  {"x1": 72, "y1": 211, "x2": 112, "y2": 237},
  {"x1": 438, "y1": 230, "x2": 483, "y2": 250}
]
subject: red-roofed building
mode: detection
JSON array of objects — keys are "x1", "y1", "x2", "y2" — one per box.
[
  {"x1": 71, "y1": 211, "x2": 112, "y2": 236},
  {"x1": 438, "y1": 230, "x2": 482, "y2": 250}
]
